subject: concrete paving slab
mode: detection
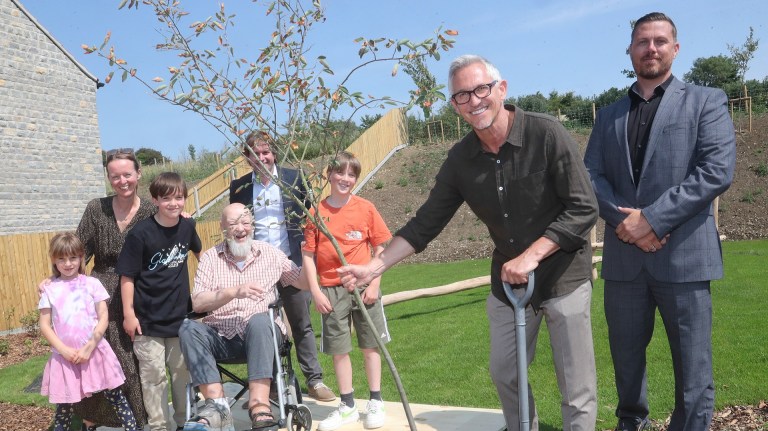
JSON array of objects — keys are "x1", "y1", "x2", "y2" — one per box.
[{"x1": 100, "y1": 382, "x2": 506, "y2": 431}]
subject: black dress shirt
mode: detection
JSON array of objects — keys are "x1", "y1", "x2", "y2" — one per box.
[
  {"x1": 627, "y1": 75, "x2": 674, "y2": 185},
  {"x1": 396, "y1": 105, "x2": 598, "y2": 309}
]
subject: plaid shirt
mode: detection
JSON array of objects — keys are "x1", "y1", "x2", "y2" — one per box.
[{"x1": 193, "y1": 240, "x2": 300, "y2": 339}]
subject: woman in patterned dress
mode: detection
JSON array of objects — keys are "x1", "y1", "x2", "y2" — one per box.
[{"x1": 73, "y1": 150, "x2": 153, "y2": 429}]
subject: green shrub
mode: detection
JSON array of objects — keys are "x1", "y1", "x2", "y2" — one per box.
[
  {"x1": 19, "y1": 310, "x2": 40, "y2": 337},
  {"x1": 374, "y1": 180, "x2": 384, "y2": 190},
  {"x1": 0, "y1": 339, "x2": 8, "y2": 356},
  {"x1": 740, "y1": 188, "x2": 764, "y2": 204},
  {"x1": 752, "y1": 162, "x2": 768, "y2": 177}
]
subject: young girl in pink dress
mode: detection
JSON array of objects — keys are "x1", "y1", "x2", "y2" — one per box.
[{"x1": 39, "y1": 232, "x2": 139, "y2": 431}]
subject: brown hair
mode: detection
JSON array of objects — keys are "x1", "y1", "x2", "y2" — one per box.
[
  {"x1": 149, "y1": 172, "x2": 187, "y2": 198},
  {"x1": 243, "y1": 131, "x2": 277, "y2": 157},
  {"x1": 49, "y1": 232, "x2": 86, "y2": 277},
  {"x1": 632, "y1": 12, "x2": 677, "y2": 42},
  {"x1": 326, "y1": 151, "x2": 361, "y2": 178},
  {"x1": 106, "y1": 149, "x2": 141, "y2": 172}
]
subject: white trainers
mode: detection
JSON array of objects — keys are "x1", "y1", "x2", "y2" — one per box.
[
  {"x1": 317, "y1": 401, "x2": 359, "y2": 431},
  {"x1": 362, "y1": 399, "x2": 386, "y2": 429}
]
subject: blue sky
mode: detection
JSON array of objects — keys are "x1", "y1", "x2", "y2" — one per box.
[{"x1": 19, "y1": 0, "x2": 768, "y2": 160}]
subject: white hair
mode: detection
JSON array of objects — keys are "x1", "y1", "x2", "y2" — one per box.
[{"x1": 448, "y1": 55, "x2": 502, "y2": 94}]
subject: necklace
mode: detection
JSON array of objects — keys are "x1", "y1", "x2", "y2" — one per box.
[{"x1": 114, "y1": 197, "x2": 139, "y2": 223}]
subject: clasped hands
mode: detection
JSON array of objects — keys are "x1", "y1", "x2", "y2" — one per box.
[{"x1": 616, "y1": 207, "x2": 668, "y2": 253}]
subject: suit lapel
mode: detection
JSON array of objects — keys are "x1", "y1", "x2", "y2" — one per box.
[
  {"x1": 614, "y1": 98, "x2": 634, "y2": 182},
  {"x1": 641, "y1": 78, "x2": 685, "y2": 175}
]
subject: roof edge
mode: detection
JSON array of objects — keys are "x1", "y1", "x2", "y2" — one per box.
[{"x1": 10, "y1": 0, "x2": 101, "y2": 87}]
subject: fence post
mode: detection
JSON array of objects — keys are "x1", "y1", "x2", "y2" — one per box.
[
  {"x1": 440, "y1": 120, "x2": 445, "y2": 142},
  {"x1": 193, "y1": 187, "x2": 201, "y2": 216}
]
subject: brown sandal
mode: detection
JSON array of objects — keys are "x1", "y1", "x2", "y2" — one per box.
[{"x1": 248, "y1": 403, "x2": 277, "y2": 430}]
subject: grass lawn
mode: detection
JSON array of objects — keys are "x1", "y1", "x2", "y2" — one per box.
[{"x1": 2, "y1": 241, "x2": 766, "y2": 430}]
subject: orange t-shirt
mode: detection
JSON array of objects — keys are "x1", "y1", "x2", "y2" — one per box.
[{"x1": 303, "y1": 195, "x2": 392, "y2": 286}]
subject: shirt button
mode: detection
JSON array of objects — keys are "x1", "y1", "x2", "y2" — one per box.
[
  {"x1": 509, "y1": 238, "x2": 514, "y2": 243},
  {"x1": 504, "y1": 213, "x2": 509, "y2": 218},
  {"x1": 498, "y1": 187, "x2": 503, "y2": 191},
  {"x1": 496, "y1": 160, "x2": 501, "y2": 164}
]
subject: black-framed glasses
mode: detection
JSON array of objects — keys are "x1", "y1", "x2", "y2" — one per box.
[{"x1": 451, "y1": 80, "x2": 498, "y2": 105}]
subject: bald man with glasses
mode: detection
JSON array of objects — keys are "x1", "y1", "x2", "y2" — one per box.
[{"x1": 338, "y1": 55, "x2": 599, "y2": 431}]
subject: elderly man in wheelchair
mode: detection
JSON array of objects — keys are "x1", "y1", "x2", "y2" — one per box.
[{"x1": 180, "y1": 203, "x2": 311, "y2": 431}]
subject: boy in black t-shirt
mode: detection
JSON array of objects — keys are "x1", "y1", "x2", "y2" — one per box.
[{"x1": 117, "y1": 172, "x2": 202, "y2": 431}]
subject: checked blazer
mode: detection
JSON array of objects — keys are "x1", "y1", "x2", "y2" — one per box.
[{"x1": 584, "y1": 76, "x2": 736, "y2": 282}]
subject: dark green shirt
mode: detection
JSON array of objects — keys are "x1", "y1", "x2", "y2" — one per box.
[{"x1": 397, "y1": 105, "x2": 598, "y2": 308}]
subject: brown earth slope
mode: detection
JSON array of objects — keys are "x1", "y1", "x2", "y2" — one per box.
[{"x1": 359, "y1": 114, "x2": 768, "y2": 263}]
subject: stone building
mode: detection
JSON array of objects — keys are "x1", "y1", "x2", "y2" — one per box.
[{"x1": 0, "y1": 0, "x2": 104, "y2": 235}]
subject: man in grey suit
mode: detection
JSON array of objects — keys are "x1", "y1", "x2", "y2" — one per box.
[
  {"x1": 230, "y1": 132, "x2": 336, "y2": 402},
  {"x1": 584, "y1": 12, "x2": 736, "y2": 431}
]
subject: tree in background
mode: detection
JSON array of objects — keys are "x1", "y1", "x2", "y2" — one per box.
[
  {"x1": 728, "y1": 27, "x2": 759, "y2": 83},
  {"x1": 87, "y1": 1, "x2": 456, "y2": 428},
  {"x1": 359, "y1": 114, "x2": 383, "y2": 131},
  {"x1": 135, "y1": 147, "x2": 169, "y2": 166},
  {"x1": 187, "y1": 144, "x2": 196, "y2": 161},
  {"x1": 683, "y1": 55, "x2": 739, "y2": 88}
]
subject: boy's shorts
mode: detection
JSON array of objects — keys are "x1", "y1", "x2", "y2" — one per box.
[{"x1": 320, "y1": 285, "x2": 391, "y2": 355}]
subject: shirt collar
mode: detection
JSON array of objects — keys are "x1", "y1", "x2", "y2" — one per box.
[
  {"x1": 251, "y1": 164, "x2": 279, "y2": 186},
  {"x1": 464, "y1": 104, "x2": 522, "y2": 159},
  {"x1": 629, "y1": 74, "x2": 675, "y2": 102}
]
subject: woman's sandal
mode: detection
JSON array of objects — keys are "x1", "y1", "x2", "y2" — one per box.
[{"x1": 249, "y1": 403, "x2": 278, "y2": 430}]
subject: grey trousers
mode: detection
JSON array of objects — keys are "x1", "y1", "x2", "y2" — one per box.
[
  {"x1": 487, "y1": 280, "x2": 597, "y2": 431},
  {"x1": 605, "y1": 273, "x2": 714, "y2": 431},
  {"x1": 280, "y1": 284, "x2": 324, "y2": 387},
  {"x1": 179, "y1": 313, "x2": 280, "y2": 386}
]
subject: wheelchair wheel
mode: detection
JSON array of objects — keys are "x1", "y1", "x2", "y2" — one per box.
[{"x1": 286, "y1": 404, "x2": 312, "y2": 431}]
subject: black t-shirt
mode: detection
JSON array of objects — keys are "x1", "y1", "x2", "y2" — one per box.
[{"x1": 116, "y1": 216, "x2": 202, "y2": 337}]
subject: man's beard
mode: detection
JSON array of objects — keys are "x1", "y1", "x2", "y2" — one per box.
[{"x1": 227, "y1": 237, "x2": 253, "y2": 258}]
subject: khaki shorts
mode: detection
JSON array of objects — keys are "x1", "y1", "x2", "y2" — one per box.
[{"x1": 320, "y1": 285, "x2": 391, "y2": 355}]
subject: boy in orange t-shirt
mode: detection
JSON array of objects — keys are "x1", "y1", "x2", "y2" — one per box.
[{"x1": 302, "y1": 151, "x2": 392, "y2": 431}]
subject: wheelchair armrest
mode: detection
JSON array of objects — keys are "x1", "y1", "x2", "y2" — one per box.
[
  {"x1": 186, "y1": 310, "x2": 208, "y2": 320},
  {"x1": 268, "y1": 298, "x2": 283, "y2": 310}
]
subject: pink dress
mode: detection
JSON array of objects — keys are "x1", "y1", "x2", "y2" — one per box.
[{"x1": 39, "y1": 274, "x2": 126, "y2": 404}]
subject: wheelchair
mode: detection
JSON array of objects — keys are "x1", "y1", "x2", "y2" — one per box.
[{"x1": 185, "y1": 297, "x2": 313, "y2": 431}]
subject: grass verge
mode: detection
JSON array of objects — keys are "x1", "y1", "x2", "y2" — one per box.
[{"x1": 2, "y1": 241, "x2": 766, "y2": 430}]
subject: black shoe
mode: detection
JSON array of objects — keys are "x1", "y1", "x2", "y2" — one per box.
[{"x1": 615, "y1": 416, "x2": 650, "y2": 431}]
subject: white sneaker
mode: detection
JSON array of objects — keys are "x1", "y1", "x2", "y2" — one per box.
[
  {"x1": 362, "y1": 399, "x2": 386, "y2": 429},
  {"x1": 317, "y1": 401, "x2": 359, "y2": 431}
]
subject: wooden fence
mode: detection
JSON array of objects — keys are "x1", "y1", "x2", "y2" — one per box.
[
  {"x1": 184, "y1": 156, "x2": 252, "y2": 216},
  {"x1": 0, "y1": 219, "x2": 225, "y2": 332},
  {"x1": 319, "y1": 108, "x2": 408, "y2": 199}
]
